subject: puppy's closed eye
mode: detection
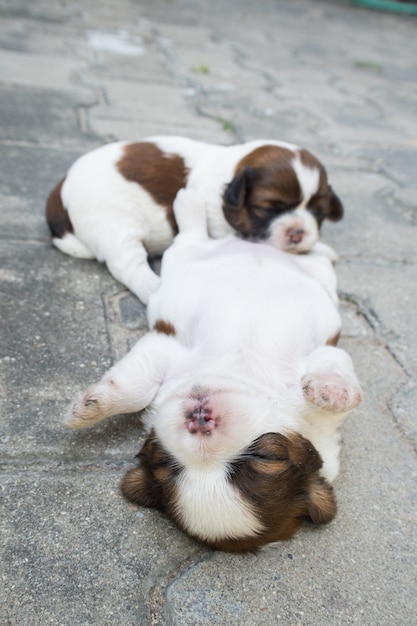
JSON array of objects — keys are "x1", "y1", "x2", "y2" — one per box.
[
  {"x1": 229, "y1": 432, "x2": 323, "y2": 503},
  {"x1": 240, "y1": 433, "x2": 293, "y2": 475},
  {"x1": 245, "y1": 431, "x2": 323, "y2": 473}
]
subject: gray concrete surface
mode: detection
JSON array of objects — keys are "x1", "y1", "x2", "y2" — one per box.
[{"x1": 1, "y1": 0, "x2": 416, "y2": 624}]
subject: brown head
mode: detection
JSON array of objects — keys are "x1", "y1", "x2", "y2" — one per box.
[
  {"x1": 121, "y1": 429, "x2": 336, "y2": 553},
  {"x1": 222, "y1": 145, "x2": 343, "y2": 252}
]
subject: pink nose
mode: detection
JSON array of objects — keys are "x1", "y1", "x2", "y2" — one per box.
[
  {"x1": 186, "y1": 402, "x2": 215, "y2": 435},
  {"x1": 287, "y1": 228, "x2": 304, "y2": 244}
]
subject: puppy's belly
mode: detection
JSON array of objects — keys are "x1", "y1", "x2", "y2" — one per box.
[{"x1": 148, "y1": 242, "x2": 340, "y2": 351}]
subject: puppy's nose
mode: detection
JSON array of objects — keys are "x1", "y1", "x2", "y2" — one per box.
[
  {"x1": 186, "y1": 404, "x2": 215, "y2": 435},
  {"x1": 287, "y1": 228, "x2": 304, "y2": 244}
]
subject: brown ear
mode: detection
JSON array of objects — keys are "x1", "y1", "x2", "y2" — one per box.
[
  {"x1": 222, "y1": 167, "x2": 255, "y2": 235},
  {"x1": 120, "y1": 430, "x2": 164, "y2": 508},
  {"x1": 223, "y1": 167, "x2": 254, "y2": 208},
  {"x1": 120, "y1": 429, "x2": 179, "y2": 510},
  {"x1": 304, "y1": 476, "x2": 337, "y2": 526},
  {"x1": 284, "y1": 432, "x2": 324, "y2": 475},
  {"x1": 121, "y1": 466, "x2": 162, "y2": 508},
  {"x1": 276, "y1": 430, "x2": 335, "y2": 527},
  {"x1": 324, "y1": 186, "x2": 344, "y2": 222}
]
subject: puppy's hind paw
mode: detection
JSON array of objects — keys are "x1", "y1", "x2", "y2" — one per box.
[
  {"x1": 63, "y1": 391, "x2": 106, "y2": 429},
  {"x1": 302, "y1": 373, "x2": 362, "y2": 414}
]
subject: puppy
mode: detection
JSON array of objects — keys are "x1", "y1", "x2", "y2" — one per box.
[
  {"x1": 64, "y1": 189, "x2": 361, "y2": 553},
  {"x1": 46, "y1": 136, "x2": 343, "y2": 303}
]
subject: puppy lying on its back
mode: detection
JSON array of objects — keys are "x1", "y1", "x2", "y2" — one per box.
[
  {"x1": 64, "y1": 189, "x2": 361, "y2": 553},
  {"x1": 46, "y1": 136, "x2": 343, "y2": 303}
]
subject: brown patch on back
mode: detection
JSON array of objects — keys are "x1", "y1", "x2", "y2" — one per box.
[
  {"x1": 153, "y1": 319, "x2": 176, "y2": 336},
  {"x1": 45, "y1": 177, "x2": 73, "y2": 238},
  {"x1": 117, "y1": 142, "x2": 189, "y2": 232}
]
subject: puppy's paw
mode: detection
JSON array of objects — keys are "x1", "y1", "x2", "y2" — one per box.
[
  {"x1": 311, "y1": 241, "x2": 339, "y2": 263},
  {"x1": 302, "y1": 373, "x2": 362, "y2": 413},
  {"x1": 173, "y1": 188, "x2": 208, "y2": 235},
  {"x1": 64, "y1": 390, "x2": 107, "y2": 429},
  {"x1": 137, "y1": 272, "x2": 161, "y2": 305}
]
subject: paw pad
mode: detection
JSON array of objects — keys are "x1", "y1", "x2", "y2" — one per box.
[{"x1": 302, "y1": 373, "x2": 362, "y2": 413}]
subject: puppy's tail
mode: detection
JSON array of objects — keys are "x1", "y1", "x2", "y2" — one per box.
[{"x1": 45, "y1": 178, "x2": 94, "y2": 259}]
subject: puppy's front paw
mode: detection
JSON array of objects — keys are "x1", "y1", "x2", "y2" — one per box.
[
  {"x1": 302, "y1": 373, "x2": 362, "y2": 413},
  {"x1": 138, "y1": 272, "x2": 161, "y2": 305},
  {"x1": 311, "y1": 241, "x2": 339, "y2": 263},
  {"x1": 173, "y1": 188, "x2": 208, "y2": 235},
  {"x1": 64, "y1": 390, "x2": 106, "y2": 429}
]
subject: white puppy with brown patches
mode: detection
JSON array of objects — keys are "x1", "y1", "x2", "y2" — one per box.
[
  {"x1": 46, "y1": 136, "x2": 343, "y2": 303},
  {"x1": 64, "y1": 189, "x2": 361, "y2": 553}
]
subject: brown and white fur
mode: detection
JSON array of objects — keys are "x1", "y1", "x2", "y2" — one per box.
[
  {"x1": 46, "y1": 136, "x2": 343, "y2": 303},
  {"x1": 64, "y1": 189, "x2": 361, "y2": 553}
]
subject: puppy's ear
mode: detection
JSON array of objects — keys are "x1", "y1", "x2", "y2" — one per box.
[
  {"x1": 304, "y1": 476, "x2": 337, "y2": 526},
  {"x1": 121, "y1": 466, "x2": 162, "y2": 508},
  {"x1": 284, "y1": 432, "x2": 324, "y2": 474},
  {"x1": 223, "y1": 167, "x2": 255, "y2": 235},
  {"x1": 120, "y1": 429, "x2": 167, "y2": 509},
  {"x1": 325, "y1": 186, "x2": 344, "y2": 222},
  {"x1": 284, "y1": 435, "x2": 337, "y2": 525},
  {"x1": 223, "y1": 167, "x2": 255, "y2": 210}
]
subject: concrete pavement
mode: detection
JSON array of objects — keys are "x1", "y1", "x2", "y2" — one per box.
[{"x1": 1, "y1": 0, "x2": 416, "y2": 624}]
